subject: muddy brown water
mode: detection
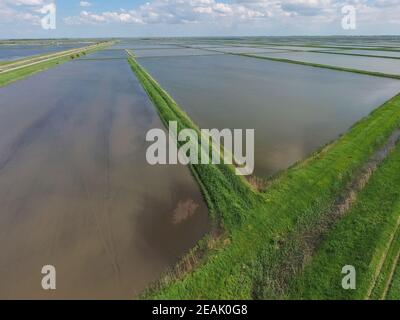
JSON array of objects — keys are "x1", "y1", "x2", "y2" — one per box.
[{"x1": 0, "y1": 59, "x2": 209, "y2": 299}]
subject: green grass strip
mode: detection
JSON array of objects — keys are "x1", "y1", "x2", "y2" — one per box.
[
  {"x1": 286, "y1": 145, "x2": 400, "y2": 300},
  {"x1": 245, "y1": 43, "x2": 400, "y2": 52},
  {"x1": 0, "y1": 43, "x2": 112, "y2": 87},
  {"x1": 128, "y1": 57, "x2": 258, "y2": 229},
  {"x1": 369, "y1": 225, "x2": 400, "y2": 299},
  {"x1": 386, "y1": 256, "x2": 400, "y2": 299},
  {"x1": 237, "y1": 53, "x2": 400, "y2": 80},
  {"x1": 311, "y1": 50, "x2": 400, "y2": 61},
  {"x1": 128, "y1": 56, "x2": 400, "y2": 299}
]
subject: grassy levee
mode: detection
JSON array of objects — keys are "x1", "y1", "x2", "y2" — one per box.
[
  {"x1": 311, "y1": 50, "x2": 400, "y2": 60},
  {"x1": 128, "y1": 56, "x2": 400, "y2": 299},
  {"x1": 0, "y1": 42, "x2": 112, "y2": 87},
  {"x1": 127, "y1": 57, "x2": 259, "y2": 226},
  {"x1": 0, "y1": 55, "x2": 72, "y2": 87},
  {"x1": 243, "y1": 43, "x2": 400, "y2": 52},
  {"x1": 237, "y1": 53, "x2": 400, "y2": 80},
  {"x1": 369, "y1": 226, "x2": 400, "y2": 299},
  {"x1": 386, "y1": 260, "x2": 400, "y2": 299},
  {"x1": 0, "y1": 49, "x2": 81, "y2": 68},
  {"x1": 286, "y1": 144, "x2": 400, "y2": 300},
  {"x1": 196, "y1": 47, "x2": 400, "y2": 80}
]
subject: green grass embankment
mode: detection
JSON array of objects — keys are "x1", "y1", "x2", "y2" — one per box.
[
  {"x1": 236, "y1": 53, "x2": 400, "y2": 80},
  {"x1": 128, "y1": 56, "x2": 400, "y2": 299},
  {"x1": 386, "y1": 258, "x2": 400, "y2": 299},
  {"x1": 286, "y1": 143, "x2": 400, "y2": 299},
  {"x1": 0, "y1": 42, "x2": 113, "y2": 87},
  {"x1": 243, "y1": 43, "x2": 400, "y2": 52},
  {"x1": 195, "y1": 47, "x2": 400, "y2": 80},
  {"x1": 310, "y1": 50, "x2": 400, "y2": 60},
  {"x1": 369, "y1": 226, "x2": 400, "y2": 299}
]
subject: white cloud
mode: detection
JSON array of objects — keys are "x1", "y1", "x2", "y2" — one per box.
[
  {"x1": 0, "y1": 0, "x2": 51, "y2": 25},
  {"x1": 13, "y1": 0, "x2": 46, "y2": 6},
  {"x1": 79, "y1": 1, "x2": 91, "y2": 7},
  {"x1": 64, "y1": 0, "x2": 269, "y2": 25},
  {"x1": 1, "y1": 0, "x2": 400, "y2": 34},
  {"x1": 280, "y1": 0, "x2": 333, "y2": 16},
  {"x1": 371, "y1": 0, "x2": 400, "y2": 8}
]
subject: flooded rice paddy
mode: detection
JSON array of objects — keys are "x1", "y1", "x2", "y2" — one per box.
[
  {"x1": 251, "y1": 51, "x2": 400, "y2": 75},
  {"x1": 326, "y1": 49, "x2": 400, "y2": 58},
  {"x1": 78, "y1": 49, "x2": 128, "y2": 60},
  {"x1": 201, "y1": 46, "x2": 290, "y2": 54},
  {"x1": 131, "y1": 48, "x2": 223, "y2": 58},
  {"x1": 241, "y1": 45, "x2": 336, "y2": 51},
  {"x1": 138, "y1": 54, "x2": 400, "y2": 177},
  {"x1": 0, "y1": 58, "x2": 209, "y2": 299}
]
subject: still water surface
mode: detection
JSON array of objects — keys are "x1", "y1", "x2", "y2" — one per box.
[
  {"x1": 0, "y1": 59, "x2": 209, "y2": 299},
  {"x1": 252, "y1": 51, "x2": 400, "y2": 76},
  {"x1": 0, "y1": 44, "x2": 87, "y2": 61},
  {"x1": 139, "y1": 54, "x2": 400, "y2": 176}
]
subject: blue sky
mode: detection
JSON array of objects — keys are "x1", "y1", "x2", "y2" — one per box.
[{"x1": 0, "y1": 0, "x2": 399, "y2": 38}]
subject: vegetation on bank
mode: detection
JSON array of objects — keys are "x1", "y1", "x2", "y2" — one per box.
[
  {"x1": 233, "y1": 42, "x2": 400, "y2": 52},
  {"x1": 197, "y1": 47, "x2": 400, "y2": 80},
  {"x1": 286, "y1": 143, "x2": 400, "y2": 299},
  {"x1": 234, "y1": 53, "x2": 400, "y2": 80},
  {"x1": 370, "y1": 224, "x2": 400, "y2": 299},
  {"x1": 0, "y1": 42, "x2": 112, "y2": 87},
  {"x1": 199, "y1": 41, "x2": 400, "y2": 53},
  {"x1": 128, "y1": 56, "x2": 400, "y2": 299},
  {"x1": 310, "y1": 50, "x2": 400, "y2": 61},
  {"x1": 386, "y1": 260, "x2": 400, "y2": 299}
]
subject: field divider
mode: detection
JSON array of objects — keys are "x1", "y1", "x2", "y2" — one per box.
[
  {"x1": 235, "y1": 53, "x2": 400, "y2": 80},
  {"x1": 126, "y1": 53, "x2": 400, "y2": 299},
  {"x1": 126, "y1": 54, "x2": 258, "y2": 222},
  {"x1": 0, "y1": 42, "x2": 112, "y2": 74},
  {"x1": 234, "y1": 43, "x2": 400, "y2": 52},
  {"x1": 309, "y1": 50, "x2": 400, "y2": 60},
  {"x1": 195, "y1": 47, "x2": 400, "y2": 80},
  {"x1": 126, "y1": 49, "x2": 251, "y2": 177},
  {"x1": 367, "y1": 210, "x2": 400, "y2": 299},
  {"x1": 0, "y1": 41, "x2": 113, "y2": 87}
]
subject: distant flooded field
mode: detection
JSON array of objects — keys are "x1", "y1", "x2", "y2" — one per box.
[
  {"x1": 131, "y1": 48, "x2": 222, "y2": 58},
  {"x1": 110, "y1": 41, "x2": 180, "y2": 50},
  {"x1": 218, "y1": 45, "x2": 334, "y2": 52},
  {"x1": 0, "y1": 43, "x2": 88, "y2": 61},
  {"x1": 204, "y1": 46, "x2": 289, "y2": 54},
  {"x1": 139, "y1": 54, "x2": 400, "y2": 176},
  {"x1": 327, "y1": 49, "x2": 400, "y2": 58},
  {"x1": 252, "y1": 51, "x2": 400, "y2": 75},
  {"x1": 0, "y1": 58, "x2": 209, "y2": 299},
  {"x1": 78, "y1": 49, "x2": 128, "y2": 59}
]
